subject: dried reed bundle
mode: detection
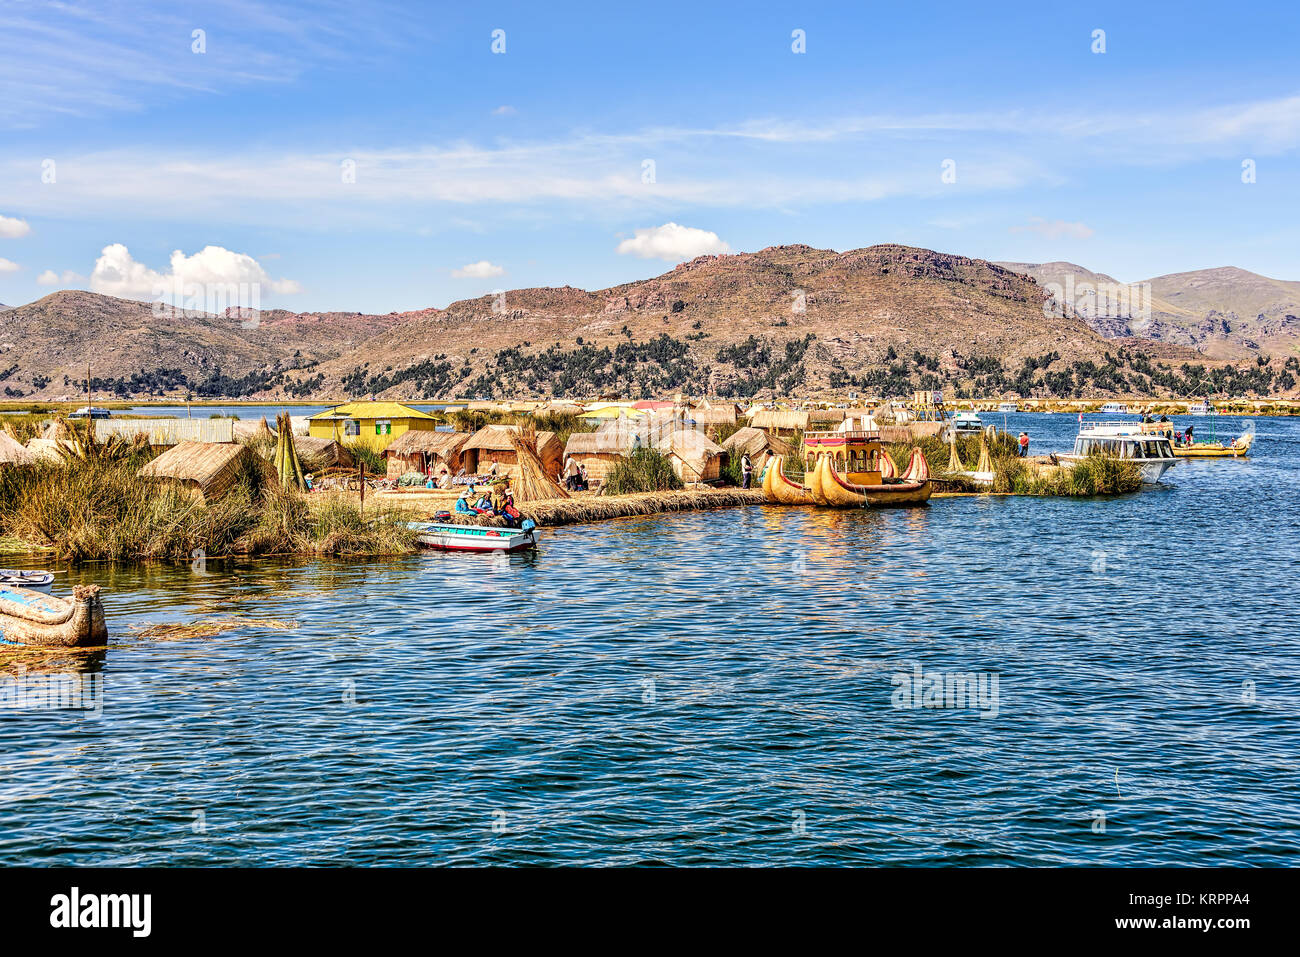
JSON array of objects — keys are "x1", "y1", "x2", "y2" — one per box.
[{"x1": 505, "y1": 428, "x2": 569, "y2": 502}]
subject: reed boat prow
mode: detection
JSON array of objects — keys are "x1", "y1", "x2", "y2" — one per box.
[
  {"x1": 0, "y1": 584, "x2": 109, "y2": 648},
  {"x1": 765, "y1": 455, "x2": 816, "y2": 505}
]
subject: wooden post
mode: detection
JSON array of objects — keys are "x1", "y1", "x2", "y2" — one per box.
[
  {"x1": 85, "y1": 360, "x2": 92, "y2": 447},
  {"x1": 358, "y1": 459, "x2": 364, "y2": 514}
]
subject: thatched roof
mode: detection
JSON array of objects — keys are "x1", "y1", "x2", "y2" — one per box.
[
  {"x1": 232, "y1": 418, "x2": 275, "y2": 441},
  {"x1": 721, "y1": 426, "x2": 793, "y2": 458},
  {"x1": 463, "y1": 424, "x2": 558, "y2": 453},
  {"x1": 808, "y1": 408, "x2": 846, "y2": 424},
  {"x1": 293, "y1": 435, "x2": 355, "y2": 468},
  {"x1": 139, "y1": 441, "x2": 272, "y2": 500},
  {"x1": 653, "y1": 429, "x2": 724, "y2": 466},
  {"x1": 688, "y1": 406, "x2": 738, "y2": 425},
  {"x1": 24, "y1": 437, "x2": 63, "y2": 462},
  {"x1": 749, "y1": 409, "x2": 809, "y2": 431},
  {"x1": 0, "y1": 431, "x2": 35, "y2": 465},
  {"x1": 384, "y1": 430, "x2": 469, "y2": 458},
  {"x1": 564, "y1": 431, "x2": 631, "y2": 455}
]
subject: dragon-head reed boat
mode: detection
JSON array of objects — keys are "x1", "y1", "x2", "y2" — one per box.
[{"x1": 764, "y1": 429, "x2": 932, "y2": 508}]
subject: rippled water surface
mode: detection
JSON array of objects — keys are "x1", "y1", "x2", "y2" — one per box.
[{"x1": 2, "y1": 414, "x2": 1298, "y2": 865}]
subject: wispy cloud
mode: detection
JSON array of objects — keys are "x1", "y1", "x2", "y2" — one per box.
[
  {"x1": 1010, "y1": 218, "x2": 1095, "y2": 240},
  {"x1": 1, "y1": 93, "x2": 1294, "y2": 227},
  {"x1": 0, "y1": 0, "x2": 427, "y2": 125}
]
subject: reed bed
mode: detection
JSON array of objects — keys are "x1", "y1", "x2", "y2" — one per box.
[
  {"x1": 0, "y1": 456, "x2": 417, "y2": 562},
  {"x1": 601, "y1": 448, "x2": 684, "y2": 495},
  {"x1": 129, "y1": 617, "x2": 300, "y2": 641}
]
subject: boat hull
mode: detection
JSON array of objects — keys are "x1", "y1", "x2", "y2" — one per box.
[
  {"x1": 0, "y1": 584, "x2": 109, "y2": 648},
  {"x1": 0, "y1": 570, "x2": 53, "y2": 594},
  {"x1": 763, "y1": 456, "x2": 815, "y2": 505},
  {"x1": 408, "y1": 521, "x2": 537, "y2": 552},
  {"x1": 1176, "y1": 446, "x2": 1249, "y2": 458},
  {"x1": 810, "y1": 457, "x2": 932, "y2": 507}
]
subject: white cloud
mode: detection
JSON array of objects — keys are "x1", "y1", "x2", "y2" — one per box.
[
  {"x1": 37, "y1": 269, "x2": 85, "y2": 286},
  {"x1": 0, "y1": 215, "x2": 30, "y2": 238},
  {"x1": 492, "y1": 105, "x2": 517, "y2": 116},
  {"x1": 616, "y1": 223, "x2": 731, "y2": 261},
  {"x1": 0, "y1": 258, "x2": 19, "y2": 273},
  {"x1": 1010, "y1": 218, "x2": 1095, "y2": 240},
  {"x1": 451, "y1": 260, "x2": 505, "y2": 279},
  {"x1": 88, "y1": 243, "x2": 302, "y2": 301}
]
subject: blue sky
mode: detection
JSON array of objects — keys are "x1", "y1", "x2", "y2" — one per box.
[{"x1": 0, "y1": 0, "x2": 1297, "y2": 312}]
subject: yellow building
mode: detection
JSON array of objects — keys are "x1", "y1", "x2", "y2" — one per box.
[{"x1": 307, "y1": 401, "x2": 440, "y2": 450}]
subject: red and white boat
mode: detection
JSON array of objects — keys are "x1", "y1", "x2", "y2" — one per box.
[{"x1": 407, "y1": 520, "x2": 538, "y2": 552}]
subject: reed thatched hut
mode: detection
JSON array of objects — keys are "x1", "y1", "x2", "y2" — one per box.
[
  {"x1": 138, "y1": 441, "x2": 274, "y2": 501},
  {"x1": 654, "y1": 430, "x2": 726, "y2": 484},
  {"x1": 383, "y1": 430, "x2": 467, "y2": 479},
  {"x1": 749, "y1": 409, "x2": 809, "y2": 434},
  {"x1": 721, "y1": 426, "x2": 793, "y2": 472},
  {"x1": 294, "y1": 435, "x2": 355, "y2": 471},
  {"x1": 688, "y1": 403, "x2": 739, "y2": 428},
  {"x1": 0, "y1": 431, "x2": 35, "y2": 466},
  {"x1": 808, "y1": 408, "x2": 846, "y2": 427},
  {"x1": 563, "y1": 431, "x2": 631, "y2": 487},
  {"x1": 462, "y1": 425, "x2": 562, "y2": 478}
]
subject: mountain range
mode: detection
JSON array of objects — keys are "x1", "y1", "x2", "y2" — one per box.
[
  {"x1": 995, "y1": 262, "x2": 1300, "y2": 359},
  {"x1": 1, "y1": 244, "x2": 1296, "y2": 401}
]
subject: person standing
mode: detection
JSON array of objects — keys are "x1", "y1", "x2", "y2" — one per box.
[
  {"x1": 741, "y1": 452, "x2": 754, "y2": 488},
  {"x1": 1018, "y1": 432, "x2": 1029, "y2": 458}
]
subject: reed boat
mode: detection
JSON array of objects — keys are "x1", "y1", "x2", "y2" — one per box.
[
  {"x1": 1140, "y1": 420, "x2": 1253, "y2": 458},
  {"x1": 407, "y1": 520, "x2": 538, "y2": 552},
  {"x1": 762, "y1": 456, "x2": 815, "y2": 505},
  {"x1": 803, "y1": 429, "x2": 932, "y2": 508},
  {"x1": 1175, "y1": 435, "x2": 1253, "y2": 458},
  {"x1": 809, "y1": 453, "x2": 932, "y2": 507},
  {"x1": 0, "y1": 585, "x2": 109, "y2": 648}
]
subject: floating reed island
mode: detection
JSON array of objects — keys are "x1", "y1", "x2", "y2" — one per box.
[{"x1": 0, "y1": 408, "x2": 1147, "y2": 564}]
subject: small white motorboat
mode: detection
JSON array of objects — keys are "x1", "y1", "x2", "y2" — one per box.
[
  {"x1": 407, "y1": 519, "x2": 538, "y2": 552},
  {"x1": 951, "y1": 411, "x2": 984, "y2": 434},
  {"x1": 0, "y1": 569, "x2": 54, "y2": 594}
]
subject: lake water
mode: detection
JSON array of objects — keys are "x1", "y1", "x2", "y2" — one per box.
[{"x1": 1, "y1": 413, "x2": 1297, "y2": 865}]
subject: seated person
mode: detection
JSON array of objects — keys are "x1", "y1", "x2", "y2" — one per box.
[{"x1": 454, "y1": 487, "x2": 476, "y2": 513}]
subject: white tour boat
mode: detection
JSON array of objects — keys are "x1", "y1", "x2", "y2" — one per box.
[
  {"x1": 951, "y1": 411, "x2": 984, "y2": 434},
  {"x1": 997, "y1": 402, "x2": 1018, "y2": 413},
  {"x1": 1058, "y1": 422, "x2": 1179, "y2": 484},
  {"x1": 1098, "y1": 402, "x2": 1130, "y2": 415}
]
